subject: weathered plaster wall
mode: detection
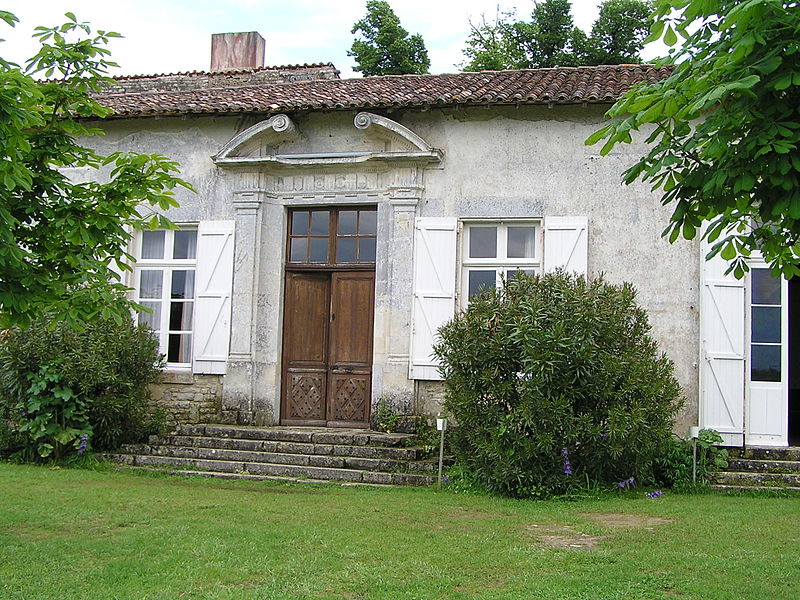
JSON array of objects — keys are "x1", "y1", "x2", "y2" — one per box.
[
  {"x1": 89, "y1": 104, "x2": 700, "y2": 433},
  {"x1": 405, "y1": 105, "x2": 699, "y2": 432}
]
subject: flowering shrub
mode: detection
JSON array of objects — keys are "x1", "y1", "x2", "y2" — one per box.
[
  {"x1": 0, "y1": 312, "x2": 165, "y2": 460},
  {"x1": 434, "y1": 271, "x2": 684, "y2": 498}
]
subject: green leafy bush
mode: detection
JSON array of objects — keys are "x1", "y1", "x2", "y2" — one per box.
[
  {"x1": 653, "y1": 429, "x2": 729, "y2": 490},
  {"x1": 434, "y1": 271, "x2": 684, "y2": 498},
  {"x1": 0, "y1": 314, "x2": 165, "y2": 460}
]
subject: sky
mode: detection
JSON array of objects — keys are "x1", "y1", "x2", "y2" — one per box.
[{"x1": 0, "y1": 0, "x2": 665, "y2": 78}]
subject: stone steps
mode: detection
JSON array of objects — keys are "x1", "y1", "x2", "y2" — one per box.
[
  {"x1": 104, "y1": 423, "x2": 442, "y2": 487},
  {"x1": 711, "y1": 446, "x2": 800, "y2": 494},
  {"x1": 114, "y1": 466, "x2": 395, "y2": 487}
]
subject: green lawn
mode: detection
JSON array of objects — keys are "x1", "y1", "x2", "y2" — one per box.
[{"x1": 1, "y1": 463, "x2": 798, "y2": 600}]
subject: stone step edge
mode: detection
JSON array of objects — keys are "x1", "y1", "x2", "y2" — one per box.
[
  {"x1": 111, "y1": 465, "x2": 395, "y2": 488},
  {"x1": 710, "y1": 484, "x2": 800, "y2": 494},
  {"x1": 116, "y1": 444, "x2": 443, "y2": 472},
  {"x1": 713, "y1": 471, "x2": 800, "y2": 483},
  {"x1": 104, "y1": 453, "x2": 435, "y2": 486},
  {"x1": 724, "y1": 458, "x2": 800, "y2": 472},
  {"x1": 726, "y1": 447, "x2": 800, "y2": 461},
  {"x1": 147, "y1": 435, "x2": 428, "y2": 460},
  {"x1": 172, "y1": 425, "x2": 418, "y2": 448}
]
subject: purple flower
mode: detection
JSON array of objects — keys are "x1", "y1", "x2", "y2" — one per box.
[
  {"x1": 600, "y1": 432, "x2": 609, "y2": 440},
  {"x1": 619, "y1": 480, "x2": 627, "y2": 488},
  {"x1": 646, "y1": 490, "x2": 663, "y2": 499},
  {"x1": 628, "y1": 477, "x2": 635, "y2": 485},
  {"x1": 561, "y1": 448, "x2": 573, "y2": 475},
  {"x1": 77, "y1": 434, "x2": 89, "y2": 455},
  {"x1": 442, "y1": 476, "x2": 450, "y2": 483}
]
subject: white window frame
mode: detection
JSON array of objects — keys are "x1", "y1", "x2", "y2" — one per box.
[
  {"x1": 460, "y1": 219, "x2": 542, "y2": 305},
  {"x1": 132, "y1": 227, "x2": 198, "y2": 370}
]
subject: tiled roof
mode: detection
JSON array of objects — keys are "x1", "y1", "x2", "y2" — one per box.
[
  {"x1": 113, "y1": 63, "x2": 339, "y2": 80},
  {"x1": 95, "y1": 64, "x2": 672, "y2": 118}
]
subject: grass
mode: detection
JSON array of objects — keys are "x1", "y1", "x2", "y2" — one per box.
[{"x1": 1, "y1": 463, "x2": 799, "y2": 600}]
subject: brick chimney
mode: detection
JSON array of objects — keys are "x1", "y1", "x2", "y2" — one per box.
[{"x1": 210, "y1": 32, "x2": 265, "y2": 71}]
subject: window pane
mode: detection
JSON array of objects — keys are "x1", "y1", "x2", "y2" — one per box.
[
  {"x1": 468, "y1": 270, "x2": 496, "y2": 297},
  {"x1": 752, "y1": 344, "x2": 781, "y2": 382},
  {"x1": 338, "y1": 211, "x2": 357, "y2": 235},
  {"x1": 289, "y1": 238, "x2": 307, "y2": 262},
  {"x1": 359, "y1": 237, "x2": 376, "y2": 263},
  {"x1": 310, "y1": 211, "x2": 329, "y2": 235},
  {"x1": 168, "y1": 334, "x2": 192, "y2": 363},
  {"x1": 752, "y1": 306, "x2": 781, "y2": 343},
  {"x1": 359, "y1": 210, "x2": 377, "y2": 235},
  {"x1": 291, "y1": 211, "x2": 309, "y2": 235},
  {"x1": 309, "y1": 237, "x2": 328, "y2": 263},
  {"x1": 171, "y1": 270, "x2": 195, "y2": 299},
  {"x1": 337, "y1": 238, "x2": 357, "y2": 263},
  {"x1": 138, "y1": 301, "x2": 161, "y2": 331},
  {"x1": 141, "y1": 230, "x2": 165, "y2": 259},
  {"x1": 506, "y1": 269, "x2": 535, "y2": 280},
  {"x1": 469, "y1": 227, "x2": 497, "y2": 258},
  {"x1": 173, "y1": 230, "x2": 197, "y2": 259},
  {"x1": 507, "y1": 227, "x2": 536, "y2": 258},
  {"x1": 139, "y1": 270, "x2": 163, "y2": 299},
  {"x1": 169, "y1": 302, "x2": 194, "y2": 331},
  {"x1": 752, "y1": 269, "x2": 781, "y2": 305}
]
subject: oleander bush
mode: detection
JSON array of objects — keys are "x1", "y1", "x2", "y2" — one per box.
[
  {"x1": 0, "y1": 313, "x2": 165, "y2": 460},
  {"x1": 434, "y1": 270, "x2": 684, "y2": 498}
]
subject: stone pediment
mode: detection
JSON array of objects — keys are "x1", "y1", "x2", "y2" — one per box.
[{"x1": 213, "y1": 112, "x2": 442, "y2": 167}]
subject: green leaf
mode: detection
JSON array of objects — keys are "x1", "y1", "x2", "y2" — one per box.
[{"x1": 664, "y1": 25, "x2": 678, "y2": 46}]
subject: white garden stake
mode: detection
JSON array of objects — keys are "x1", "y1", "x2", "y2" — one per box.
[{"x1": 436, "y1": 415, "x2": 447, "y2": 489}]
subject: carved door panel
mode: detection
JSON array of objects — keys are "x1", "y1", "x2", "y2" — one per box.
[
  {"x1": 281, "y1": 270, "x2": 374, "y2": 428},
  {"x1": 281, "y1": 272, "x2": 330, "y2": 425},
  {"x1": 327, "y1": 271, "x2": 374, "y2": 427}
]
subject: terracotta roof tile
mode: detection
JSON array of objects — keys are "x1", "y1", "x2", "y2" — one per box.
[{"x1": 95, "y1": 64, "x2": 672, "y2": 118}]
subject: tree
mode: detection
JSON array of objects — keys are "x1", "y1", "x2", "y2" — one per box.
[
  {"x1": 585, "y1": 0, "x2": 655, "y2": 65},
  {"x1": 586, "y1": 0, "x2": 800, "y2": 279},
  {"x1": 349, "y1": 0, "x2": 430, "y2": 76},
  {"x1": 0, "y1": 11, "x2": 192, "y2": 328},
  {"x1": 461, "y1": 0, "x2": 653, "y2": 71}
]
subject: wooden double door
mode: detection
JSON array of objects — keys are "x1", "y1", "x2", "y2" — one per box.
[{"x1": 281, "y1": 270, "x2": 375, "y2": 428}]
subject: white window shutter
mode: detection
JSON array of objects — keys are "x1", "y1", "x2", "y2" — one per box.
[
  {"x1": 699, "y1": 243, "x2": 745, "y2": 445},
  {"x1": 193, "y1": 220, "x2": 235, "y2": 374},
  {"x1": 543, "y1": 216, "x2": 588, "y2": 275},
  {"x1": 409, "y1": 217, "x2": 458, "y2": 380}
]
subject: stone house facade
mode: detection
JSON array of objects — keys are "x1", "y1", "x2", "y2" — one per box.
[{"x1": 83, "y1": 34, "x2": 799, "y2": 447}]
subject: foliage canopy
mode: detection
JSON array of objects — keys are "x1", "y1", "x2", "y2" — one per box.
[
  {"x1": 587, "y1": 0, "x2": 800, "y2": 278},
  {"x1": 0, "y1": 11, "x2": 192, "y2": 328},
  {"x1": 349, "y1": 1, "x2": 430, "y2": 76},
  {"x1": 461, "y1": 0, "x2": 653, "y2": 71},
  {"x1": 434, "y1": 271, "x2": 683, "y2": 499}
]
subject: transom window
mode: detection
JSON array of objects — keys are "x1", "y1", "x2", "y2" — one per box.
[
  {"x1": 461, "y1": 221, "x2": 541, "y2": 301},
  {"x1": 133, "y1": 229, "x2": 197, "y2": 367},
  {"x1": 288, "y1": 207, "x2": 377, "y2": 266}
]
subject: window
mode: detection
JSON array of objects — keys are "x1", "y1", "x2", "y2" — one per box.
[
  {"x1": 287, "y1": 207, "x2": 377, "y2": 266},
  {"x1": 461, "y1": 221, "x2": 541, "y2": 301},
  {"x1": 133, "y1": 228, "x2": 197, "y2": 367},
  {"x1": 750, "y1": 267, "x2": 782, "y2": 382}
]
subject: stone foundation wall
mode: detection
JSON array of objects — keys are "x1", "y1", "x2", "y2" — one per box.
[{"x1": 149, "y1": 372, "x2": 223, "y2": 427}]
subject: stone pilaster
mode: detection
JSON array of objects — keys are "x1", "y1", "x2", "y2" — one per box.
[
  {"x1": 372, "y1": 185, "x2": 421, "y2": 413},
  {"x1": 221, "y1": 190, "x2": 267, "y2": 424}
]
